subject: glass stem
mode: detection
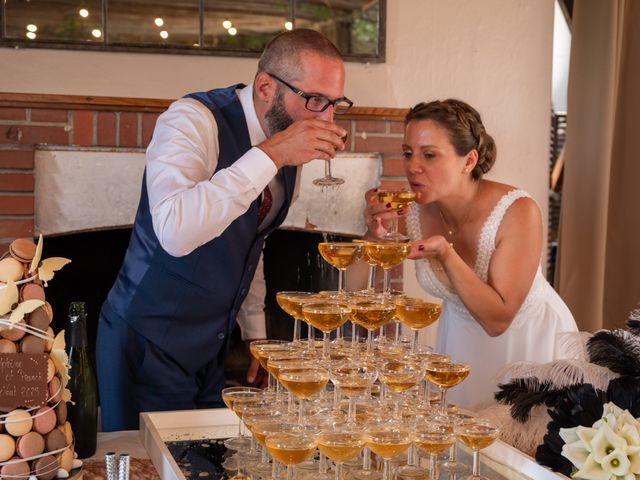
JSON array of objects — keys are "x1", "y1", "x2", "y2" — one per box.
[
  {"x1": 383, "y1": 268, "x2": 391, "y2": 295},
  {"x1": 449, "y1": 442, "x2": 457, "y2": 463},
  {"x1": 298, "y1": 398, "x2": 305, "y2": 425},
  {"x1": 307, "y1": 324, "x2": 315, "y2": 350},
  {"x1": 348, "y1": 396, "x2": 356, "y2": 423},
  {"x1": 325, "y1": 159, "x2": 333, "y2": 178},
  {"x1": 382, "y1": 459, "x2": 391, "y2": 480},
  {"x1": 366, "y1": 330, "x2": 374, "y2": 355},
  {"x1": 391, "y1": 216, "x2": 398, "y2": 234},
  {"x1": 362, "y1": 447, "x2": 372, "y2": 470},
  {"x1": 292, "y1": 318, "x2": 300, "y2": 343},
  {"x1": 412, "y1": 329, "x2": 418, "y2": 352},
  {"x1": 367, "y1": 264, "x2": 376, "y2": 293},
  {"x1": 319, "y1": 452, "x2": 329, "y2": 474},
  {"x1": 323, "y1": 332, "x2": 330, "y2": 358},
  {"x1": 334, "y1": 462, "x2": 342, "y2": 480},
  {"x1": 429, "y1": 454, "x2": 437, "y2": 479},
  {"x1": 394, "y1": 320, "x2": 400, "y2": 344},
  {"x1": 286, "y1": 465, "x2": 294, "y2": 480},
  {"x1": 441, "y1": 388, "x2": 448, "y2": 414},
  {"x1": 473, "y1": 450, "x2": 480, "y2": 476}
]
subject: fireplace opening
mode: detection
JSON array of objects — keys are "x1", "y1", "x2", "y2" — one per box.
[{"x1": 41, "y1": 227, "x2": 353, "y2": 388}]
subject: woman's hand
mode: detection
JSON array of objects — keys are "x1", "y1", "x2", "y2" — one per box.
[
  {"x1": 363, "y1": 188, "x2": 405, "y2": 239},
  {"x1": 408, "y1": 236, "x2": 454, "y2": 263}
]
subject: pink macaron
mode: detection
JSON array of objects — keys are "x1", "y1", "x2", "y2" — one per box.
[
  {"x1": 16, "y1": 431, "x2": 45, "y2": 458},
  {"x1": 0, "y1": 456, "x2": 30, "y2": 480},
  {"x1": 19, "y1": 283, "x2": 46, "y2": 302},
  {"x1": 33, "y1": 406, "x2": 57, "y2": 436}
]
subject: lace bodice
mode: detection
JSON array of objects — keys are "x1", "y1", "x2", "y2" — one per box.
[{"x1": 407, "y1": 189, "x2": 544, "y2": 321}]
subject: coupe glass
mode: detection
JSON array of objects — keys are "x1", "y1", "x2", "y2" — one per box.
[
  {"x1": 317, "y1": 427, "x2": 367, "y2": 480},
  {"x1": 363, "y1": 241, "x2": 411, "y2": 296},
  {"x1": 350, "y1": 297, "x2": 396, "y2": 355},
  {"x1": 365, "y1": 422, "x2": 412, "y2": 480},
  {"x1": 276, "y1": 291, "x2": 319, "y2": 346},
  {"x1": 330, "y1": 361, "x2": 378, "y2": 424},
  {"x1": 249, "y1": 339, "x2": 293, "y2": 392},
  {"x1": 455, "y1": 419, "x2": 501, "y2": 480},
  {"x1": 313, "y1": 133, "x2": 348, "y2": 187},
  {"x1": 278, "y1": 364, "x2": 330, "y2": 424},
  {"x1": 424, "y1": 360, "x2": 470, "y2": 414},
  {"x1": 412, "y1": 422, "x2": 456, "y2": 480},
  {"x1": 376, "y1": 189, "x2": 416, "y2": 242},
  {"x1": 395, "y1": 297, "x2": 442, "y2": 352},
  {"x1": 265, "y1": 429, "x2": 318, "y2": 480},
  {"x1": 221, "y1": 386, "x2": 263, "y2": 451},
  {"x1": 302, "y1": 301, "x2": 352, "y2": 358}
]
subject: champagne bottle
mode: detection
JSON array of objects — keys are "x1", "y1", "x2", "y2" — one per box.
[{"x1": 66, "y1": 301, "x2": 98, "y2": 458}]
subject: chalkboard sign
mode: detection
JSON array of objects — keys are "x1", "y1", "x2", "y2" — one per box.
[{"x1": 0, "y1": 353, "x2": 49, "y2": 409}]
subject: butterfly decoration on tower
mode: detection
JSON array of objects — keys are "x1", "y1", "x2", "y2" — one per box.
[
  {"x1": 0, "y1": 279, "x2": 44, "y2": 325},
  {"x1": 29, "y1": 234, "x2": 71, "y2": 287},
  {"x1": 50, "y1": 330, "x2": 72, "y2": 403}
]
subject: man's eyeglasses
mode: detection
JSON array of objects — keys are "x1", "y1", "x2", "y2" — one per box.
[{"x1": 267, "y1": 72, "x2": 353, "y2": 114}]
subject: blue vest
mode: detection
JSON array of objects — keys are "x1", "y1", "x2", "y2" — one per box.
[{"x1": 103, "y1": 85, "x2": 297, "y2": 373}]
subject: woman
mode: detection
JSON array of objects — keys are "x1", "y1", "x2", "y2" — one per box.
[{"x1": 364, "y1": 99, "x2": 579, "y2": 409}]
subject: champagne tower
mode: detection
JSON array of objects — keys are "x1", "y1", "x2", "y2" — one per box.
[{"x1": 0, "y1": 236, "x2": 81, "y2": 479}]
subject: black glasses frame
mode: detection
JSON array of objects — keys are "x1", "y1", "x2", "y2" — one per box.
[{"x1": 267, "y1": 72, "x2": 353, "y2": 114}]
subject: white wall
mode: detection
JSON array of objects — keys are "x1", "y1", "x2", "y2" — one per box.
[
  {"x1": 1, "y1": 0, "x2": 554, "y2": 317},
  {"x1": 552, "y1": 0, "x2": 571, "y2": 112}
]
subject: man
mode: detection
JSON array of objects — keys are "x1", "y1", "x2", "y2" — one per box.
[{"x1": 96, "y1": 29, "x2": 351, "y2": 431}]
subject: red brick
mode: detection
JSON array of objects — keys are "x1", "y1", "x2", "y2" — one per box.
[
  {"x1": 0, "y1": 173, "x2": 34, "y2": 192},
  {"x1": 335, "y1": 119, "x2": 351, "y2": 132},
  {"x1": 142, "y1": 113, "x2": 160, "y2": 147},
  {"x1": 0, "y1": 125, "x2": 68, "y2": 145},
  {"x1": 355, "y1": 120, "x2": 386, "y2": 133},
  {"x1": 0, "y1": 150, "x2": 34, "y2": 169},
  {"x1": 0, "y1": 108, "x2": 27, "y2": 121},
  {"x1": 97, "y1": 112, "x2": 117, "y2": 146},
  {"x1": 354, "y1": 135, "x2": 403, "y2": 155},
  {"x1": 382, "y1": 157, "x2": 406, "y2": 177},
  {"x1": 0, "y1": 195, "x2": 34, "y2": 215},
  {"x1": 379, "y1": 179, "x2": 410, "y2": 191},
  {"x1": 30, "y1": 109, "x2": 68, "y2": 123},
  {"x1": 120, "y1": 113, "x2": 138, "y2": 147},
  {"x1": 390, "y1": 121, "x2": 405, "y2": 134},
  {"x1": 73, "y1": 111, "x2": 94, "y2": 146},
  {"x1": 0, "y1": 218, "x2": 33, "y2": 237}
]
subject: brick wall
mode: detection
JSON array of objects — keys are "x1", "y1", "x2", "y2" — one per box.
[{"x1": 0, "y1": 95, "x2": 408, "y2": 286}]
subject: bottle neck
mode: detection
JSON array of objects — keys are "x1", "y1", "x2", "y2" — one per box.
[{"x1": 68, "y1": 316, "x2": 88, "y2": 348}]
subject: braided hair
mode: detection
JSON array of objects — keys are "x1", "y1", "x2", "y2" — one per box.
[{"x1": 405, "y1": 99, "x2": 497, "y2": 180}]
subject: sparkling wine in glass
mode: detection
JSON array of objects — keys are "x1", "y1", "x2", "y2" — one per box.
[
  {"x1": 265, "y1": 430, "x2": 318, "y2": 480},
  {"x1": 330, "y1": 361, "x2": 378, "y2": 424},
  {"x1": 350, "y1": 298, "x2": 396, "y2": 355},
  {"x1": 317, "y1": 428, "x2": 367, "y2": 480},
  {"x1": 455, "y1": 419, "x2": 501, "y2": 480},
  {"x1": 302, "y1": 301, "x2": 352, "y2": 358},
  {"x1": 363, "y1": 241, "x2": 411, "y2": 295},
  {"x1": 365, "y1": 423, "x2": 412, "y2": 480},
  {"x1": 221, "y1": 386, "x2": 263, "y2": 451},
  {"x1": 277, "y1": 291, "x2": 318, "y2": 344},
  {"x1": 395, "y1": 297, "x2": 442, "y2": 351},
  {"x1": 278, "y1": 365, "x2": 330, "y2": 424},
  {"x1": 376, "y1": 190, "x2": 417, "y2": 241},
  {"x1": 424, "y1": 360, "x2": 470, "y2": 414},
  {"x1": 412, "y1": 422, "x2": 456, "y2": 480}
]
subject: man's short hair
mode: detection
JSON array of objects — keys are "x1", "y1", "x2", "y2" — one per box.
[{"x1": 257, "y1": 28, "x2": 342, "y2": 82}]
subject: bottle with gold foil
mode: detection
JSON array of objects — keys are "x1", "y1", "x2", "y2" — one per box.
[{"x1": 66, "y1": 301, "x2": 97, "y2": 458}]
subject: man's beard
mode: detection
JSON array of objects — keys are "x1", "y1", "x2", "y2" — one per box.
[{"x1": 265, "y1": 89, "x2": 295, "y2": 136}]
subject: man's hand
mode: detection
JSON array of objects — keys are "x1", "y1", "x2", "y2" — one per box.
[
  {"x1": 258, "y1": 119, "x2": 347, "y2": 169},
  {"x1": 244, "y1": 339, "x2": 268, "y2": 388}
]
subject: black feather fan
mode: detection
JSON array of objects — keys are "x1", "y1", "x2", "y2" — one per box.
[{"x1": 495, "y1": 378, "x2": 569, "y2": 423}]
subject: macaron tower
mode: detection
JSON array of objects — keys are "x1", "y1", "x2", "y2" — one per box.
[{"x1": 0, "y1": 236, "x2": 79, "y2": 480}]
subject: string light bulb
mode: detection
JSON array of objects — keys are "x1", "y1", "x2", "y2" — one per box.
[
  {"x1": 228, "y1": 27, "x2": 237, "y2": 36},
  {"x1": 26, "y1": 24, "x2": 37, "y2": 32},
  {"x1": 222, "y1": 20, "x2": 232, "y2": 29},
  {"x1": 284, "y1": 21, "x2": 293, "y2": 30},
  {"x1": 26, "y1": 32, "x2": 36, "y2": 39},
  {"x1": 79, "y1": 8, "x2": 89, "y2": 18},
  {"x1": 154, "y1": 17, "x2": 164, "y2": 27},
  {"x1": 160, "y1": 30, "x2": 169, "y2": 39},
  {"x1": 91, "y1": 29, "x2": 102, "y2": 38}
]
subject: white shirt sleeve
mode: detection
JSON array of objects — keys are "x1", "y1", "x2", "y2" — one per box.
[
  {"x1": 236, "y1": 252, "x2": 268, "y2": 340},
  {"x1": 145, "y1": 98, "x2": 278, "y2": 257}
]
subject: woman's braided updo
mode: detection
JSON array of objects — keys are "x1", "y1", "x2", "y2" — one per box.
[{"x1": 405, "y1": 99, "x2": 497, "y2": 180}]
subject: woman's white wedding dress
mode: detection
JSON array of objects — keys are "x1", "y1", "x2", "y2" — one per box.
[{"x1": 407, "y1": 189, "x2": 579, "y2": 409}]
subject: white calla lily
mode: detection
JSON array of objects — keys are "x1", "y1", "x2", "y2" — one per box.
[
  {"x1": 575, "y1": 425, "x2": 599, "y2": 452},
  {"x1": 590, "y1": 423, "x2": 627, "y2": 463},
  {"x1": 574, "y1": 454, "x2": 613, "y2": 480},
  {"x1": 560, "y1": 426, "x2": 580, "y2": 445},
  {"x1": 561, "y1": 440, "x2": 590, "y2": 469},
  {"x1": 601, "y1": 448, "x2": 631, "y2": 476}
]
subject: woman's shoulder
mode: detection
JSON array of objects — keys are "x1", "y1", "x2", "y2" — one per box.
[{"x1": 479, "y1": 181, "x2": 540, "y2": 227}]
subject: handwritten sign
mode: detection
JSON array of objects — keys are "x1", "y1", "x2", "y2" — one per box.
[{"x1": 0, "y1": 353, "x2": 48, "y2": 409}]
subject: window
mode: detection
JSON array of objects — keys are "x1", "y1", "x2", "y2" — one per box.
[{"x1": 0, "y1": 0, "x2": 385, "y2": 62}]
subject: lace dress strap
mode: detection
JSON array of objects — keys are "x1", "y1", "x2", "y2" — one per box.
[{"x1": 475, "y1": 189, "x2": 531, "y2": 281}]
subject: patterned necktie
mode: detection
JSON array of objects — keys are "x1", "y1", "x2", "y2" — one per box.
[{"x1": 257, "y1": 185, "x2": 273, "y2": 225}]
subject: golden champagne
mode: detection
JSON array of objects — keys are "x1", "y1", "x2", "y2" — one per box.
[
  {"x1": 395, "y1": 299, "x2": 442, "y2": 330},
  {"x1": 334, "y1": 377, "x2": 370, "y2": 397},
  {"x1": 253, "y1": 344, "x2": 293, "y2": 370},
  {"x1": 366, "y1": 430, "x2": 412, "y2": 459},
  {"x1": 364, "y1": 242, "x2": 411, "y2": 269},
  {"x1": 457, "y1": 422, "x2": 500, "y2": 450},
  {"x1": 378, "y1": 373, "x2": 421, "y2": 393},
  {"x1": 352, "y1": 239, "x2": 375, "y2": 265},
  {"x1": 265, "y1": 433, "x2": 317, "y2": 465},
  {"x1": 267, "y1": 356, "x2": 309, "y2": 379},
  {"x1": 302, "y1": 303, "x2": 351, "y2": 333},
  {"x1": 424, "y1": 361, "x2": 470, "y2": 389},
  {"x1": 278, "y1": 368, "x2": 330, "y2": 399},
  {"x1": 276, "y1": 292, "x2": 318, "y2": 319},
  {"x1": 350, "y1": 302, "x2": 396, "y2": 331},
  {"x1": 377, "y1": 190, "x2": 417, "y2": 210},
  {"x1": 318, "y1": 242, "x2": 362, "y2": 270},
  {"x1": 413, "y1": 438, "x2": 455, "y2": 455},
  {"x1": 231, "y1": 394, "x2": 261, "y2": 419},
  {"x1": 317, "y1": 432, "x2": 367, "y2": 463}
]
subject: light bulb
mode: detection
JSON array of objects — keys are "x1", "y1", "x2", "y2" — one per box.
[
  {"x1": 284, "y1": 21, "x2": 293, "y2": 30},
  {"x1": 79, "y1": 9, "x2": 89, "y2": 18},
  {"x1": 228, "y1": 27, "x2": 237, "y2": 36},
  {"x1": 154, "y1": 17, "x2": 164, "y2": 27},
  {"x1": 160, "y1": 30, "x2": 169, "y2": 39},
  {"x1": 91, "y1": 29, "x2": 102, "y2": 38},
  {"x1": 222, "y1": 20, "x2": 232, "y2": 29},
  {"x1": 26, "y1": 24, "x2": 37, "y2": 32},
  {"x1": 26, "y1": 32, "x2": 36, "y2": 39}
]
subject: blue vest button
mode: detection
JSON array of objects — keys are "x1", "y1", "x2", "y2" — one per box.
[{"x1": 217, "y1": 332, "x2": 225, "y2": 340}]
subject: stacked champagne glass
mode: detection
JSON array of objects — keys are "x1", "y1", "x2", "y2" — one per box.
[{"x1": 219, "y1": 238, "x2": 499, "y2": 480}]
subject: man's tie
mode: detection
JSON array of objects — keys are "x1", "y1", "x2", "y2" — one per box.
[{"x1": 257, "y1": 185, "x2": 273, "y2": 225}]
